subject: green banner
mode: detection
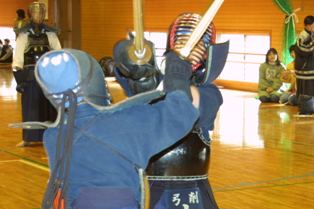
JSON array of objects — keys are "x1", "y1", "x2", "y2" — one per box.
[{"x1": 273, "y1": 0, "x2": 298, "y2": 65}]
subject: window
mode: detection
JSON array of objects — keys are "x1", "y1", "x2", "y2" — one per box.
[
  {"x1": 143, "y1": 32, "x2": 168, "y2": 68},
  {"x1": 217, "y1": 33, "x2": 270, "y2": 83},
  {"x1": 133, "y1": 32, "x2": 270, "y2": 84}
]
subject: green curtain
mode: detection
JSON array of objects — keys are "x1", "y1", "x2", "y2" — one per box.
[{"x1": 273, "y1": 0, "x2": 298, "y2": 65}]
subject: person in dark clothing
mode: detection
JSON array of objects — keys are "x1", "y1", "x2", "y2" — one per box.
[{"x1": 294, "y1": 15, "x2": 314, "y2": 115}]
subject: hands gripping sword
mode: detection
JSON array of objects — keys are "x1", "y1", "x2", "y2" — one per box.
[{"x1": 113, "y1": 0, "x2": 161, "y2": 96}]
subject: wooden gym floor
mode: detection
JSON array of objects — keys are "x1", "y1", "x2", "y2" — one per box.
[{"x1": 0, "y1": 66, "x2": 314, "y2": 209}]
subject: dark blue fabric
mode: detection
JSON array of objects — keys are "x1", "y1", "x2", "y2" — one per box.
[
  {"x1": 22, "y1": 68, "x2": 57, "y2": 142},
  {"x1": 204, "y1": 41, "x2": 229, "y2": 84},
  {"x1": 72, "y1": 187, "x2": 137, "y2": 209},
  {"x1": 43, "y1": 90, "x2": 199, "y2": 208},
  {"x1": 196, "y1": 84, "x2": 223, "y2": 140}
]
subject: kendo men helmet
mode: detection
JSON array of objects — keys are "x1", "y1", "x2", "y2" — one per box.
[
  {"x1": 28, "y1": 1, "x2": 46, "y2": 24},
  {"x1": 167, "y1": 12, "x2": 229, "y2": 86},
  {"x1": 35, "y1": 49, "x2": 111, "y2": 109},
  {"x1": 168, "y1": 13, "x2": 216, "y2": 72}
]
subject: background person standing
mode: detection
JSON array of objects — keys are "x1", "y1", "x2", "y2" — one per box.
[
  {"x1": 294, "y1": 15, "x2": 314, "y2": 114},
  {"x1": 12, "y1": 1, "x2": 61, "y2": 147}
]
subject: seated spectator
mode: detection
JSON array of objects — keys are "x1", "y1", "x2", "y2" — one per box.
[
  {"x1": 0, "y1": 39, "x2": 13, "y2": 63},
  {"x1": 279, "y1": 45, "x2": 298, "y2": 105},
  {"x1": 258, "y1": 48, "x2": 285, "y2": 103}
]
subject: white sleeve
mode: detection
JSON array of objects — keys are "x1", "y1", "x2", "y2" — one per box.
[
  {"x1": 46, "y1": 32, "x2": 62, "y2": 50},
  {"x1": 12, "y1": 33, "x2": 28, "y2": 69}
]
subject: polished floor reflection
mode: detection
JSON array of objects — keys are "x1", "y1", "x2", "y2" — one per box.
[
  {"x1": 0, "y1": 67, "x2": 314, "y2": 209},
  {"x1": 211, "y1": 89, "x2": 314, "y2": 209}
]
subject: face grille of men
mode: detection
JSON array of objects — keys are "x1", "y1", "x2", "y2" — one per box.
[{"x1": 29, "y1": 3, "x2": 46, "y2": 24}]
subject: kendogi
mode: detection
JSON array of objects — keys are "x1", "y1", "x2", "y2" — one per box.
[
  {"x1": 113, "y1": 0, "x2": 228, "y2": 208},
  {"x1": 12, "y1": 1, "x2": 61, "y2": 146}
]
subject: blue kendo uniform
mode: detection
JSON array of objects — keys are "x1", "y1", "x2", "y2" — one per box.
[
  {"x1": 33, "y1": 49, "x2": 200, "y2": 209},
  {"x1": 44, "y1": 91, "x2": 199, "y2": 208}
]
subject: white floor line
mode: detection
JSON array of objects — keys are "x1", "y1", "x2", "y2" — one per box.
[{"x1": 19, "y1": 159, "x2": 49, "y2": 172}]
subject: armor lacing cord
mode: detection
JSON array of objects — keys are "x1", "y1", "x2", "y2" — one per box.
[{"x1": 42, "y1": 90, "x2": 77, "y2": 209}]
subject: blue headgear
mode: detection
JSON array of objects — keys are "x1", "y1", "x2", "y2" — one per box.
[{"x1": 35, "y1": 48, "x2": 111, "y2": 109}]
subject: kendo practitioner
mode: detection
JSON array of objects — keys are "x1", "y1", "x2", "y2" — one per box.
[
  {"x1": 12, "y1": 1, "x2": 61, "y2": 147},
  {"x1": 294, "y1": 15, "x2": 314, "y2": 115},
  {"x1": 113, "y1": 11, "x2": 229, "y2": 209},
  {"x1": 30, "y1": 48, "x2": 204, "y2": 209}
]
